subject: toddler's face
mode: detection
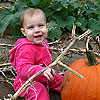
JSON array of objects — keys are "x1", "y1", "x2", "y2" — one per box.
[{"x1": 21, "y1": 14, "x2": 49, "y2": 44}]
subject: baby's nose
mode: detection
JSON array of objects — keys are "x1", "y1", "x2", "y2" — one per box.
[{"x1": 34, "y1": 27, "x2": 40, "y2": 33}]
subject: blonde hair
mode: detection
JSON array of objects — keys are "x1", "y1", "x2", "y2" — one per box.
[{"x1": 20, "y1": 8, "x2": 46, "y2": 27}]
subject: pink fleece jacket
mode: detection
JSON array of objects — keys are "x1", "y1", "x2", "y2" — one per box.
[{"x1": 9, "y1": 38, "x2": 53, "y2": 91}]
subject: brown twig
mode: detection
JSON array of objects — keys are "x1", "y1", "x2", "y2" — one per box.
[
  {"x1": 0, "y1": 65, "x2": 16, "y2": 88},
  {"x1": 77, "y1": 29, "x2": 92, "y2": 40},
  {"x1": 0, "y1": 63, "x2": 11, "y2": 67},
  {"x1": 58, "y1": 61, "x2": 85, "y2": 79},
  {"x1": 70, "y1": 48, "x2": 100, "y2": 56},
  {"x1": 48, "y1": 39, "x2": 61, "y2": 45},
  {"x1": 91, "y1": 33, "x2": 100, "y2": 50},
  {"x1": 72, "y1": 23, "x2": 76, "y2": 39},
  {"x1": 0, "y1": 79, "x2": 13, "y2": 87},
  {"x1": 51, "y1": 47, "x2": 100, "y2": 56},
  {"x1": 0, "y1": 43, "x2": 14, "y2": 47}
]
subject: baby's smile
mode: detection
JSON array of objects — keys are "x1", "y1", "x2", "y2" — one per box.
[{"x1": 34, "y1": 34, "x2": 43, "y2": 38}]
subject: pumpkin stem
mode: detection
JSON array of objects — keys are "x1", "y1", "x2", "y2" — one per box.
[
  {"x1": 86, "y1": 50, "x2": 99, "y2": 66},
  {"x1": 86, "y1": 36, "x2": 99, "y2": 66}
]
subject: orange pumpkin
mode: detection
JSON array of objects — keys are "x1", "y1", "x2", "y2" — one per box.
[{"x1": 61, "y1": 49, "x2": 100, "y2": 100}]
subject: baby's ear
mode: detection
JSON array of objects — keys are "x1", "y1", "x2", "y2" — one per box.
[
  {"x1": 21, "y1": 28, "x2": 26, "y2": 36},
  {"x1": 46, "y1": 23, "x2": 49, "y2": 29}
]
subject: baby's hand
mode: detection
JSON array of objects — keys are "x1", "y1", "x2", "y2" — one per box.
[{"x1": 44, "y1": 68, "x2": 56, "y2": 81}]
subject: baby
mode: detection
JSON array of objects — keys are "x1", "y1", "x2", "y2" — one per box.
[{"x1": 9, "y1": 8, "x2": 63, "y2": 100}]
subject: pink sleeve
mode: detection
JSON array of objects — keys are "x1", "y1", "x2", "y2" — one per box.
[{"x1": 16, "y1": 46, "x2": 48, "y2": 82}]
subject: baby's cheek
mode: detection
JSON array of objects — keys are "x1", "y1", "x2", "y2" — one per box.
[
  {"x1": 42, "y1": 29, "x2": 47, "y2": 37},
  {"x1": 28, "y1": 31, "x2": 33, "y2": 35},
  {"x1": 42, "y1": 27, "x2": 48, "y2": 32},
  {"x1": 44, "y1": 33, "x2": 47, "y2": 39}
]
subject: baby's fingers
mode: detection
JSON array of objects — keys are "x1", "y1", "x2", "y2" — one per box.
[
  {"x1": 44, "y1": 73, "x2": 50, "y2": 81},
  {"x1": 51, "y1": 69, "x2": 56, "y2": 76},
  {"x1": 44, "y1": 71, "x2": 54, "y2": 81}
]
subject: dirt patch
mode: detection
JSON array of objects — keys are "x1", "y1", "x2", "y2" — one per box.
[{"x1": 0, "y1": 2, "x2": 12, "y2": 9}]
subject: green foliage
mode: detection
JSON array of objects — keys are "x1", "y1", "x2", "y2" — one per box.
[
  {"x1": 48, "y1": 21, "x2": 62, "y2": 41},
  {"x1": 0, "y1": 0, "x2": 100, "y2": 41}
]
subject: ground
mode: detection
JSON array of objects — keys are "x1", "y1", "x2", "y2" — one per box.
[{"x1": 0, "y1": 34, "x2": 91, "y2": 100}]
